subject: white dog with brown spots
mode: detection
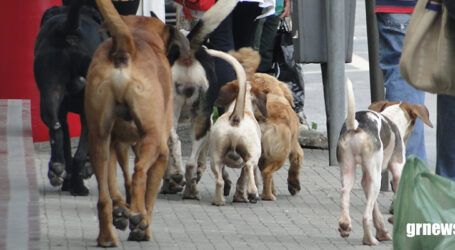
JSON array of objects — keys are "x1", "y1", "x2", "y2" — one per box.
[
  {"x1": 336, "y1": 79, "x2": 433, "y2": 245},
  {"x1": 208, "y1": 48, "x2": 267, "y2": 206}
]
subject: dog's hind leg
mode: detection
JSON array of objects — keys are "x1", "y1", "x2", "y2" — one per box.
[
  {"x1": 260, "y1": 162, "x2": 277, "y2": 201},
  {"x1": 76, "y1": 113, "x2": 93, "y2": 180},
  {"x1": 288, "y1": 140, "x2": 303, "y2": 196},
  {"x1": 361, "y1": 156, "x2": 382, "y2": 246},
  {"x1": 183, "y1": 134, "x2": 209, "y2": 200},
  {"x1": 196, "y1": 139, "x2": 209, "y2": 183},
  {"x1": 127, "y1": 135, "x2": 161, "y2": 242},
  {"x1": 338, "y1": 155, "x2": 356, "y2": 238},
  {"x1": 161, "y1": 99, "x2": 185, "y2": 194},
  {"x1": 245, "y1": 161, "x2": 259, "y2": 203},
  {"x1": 141, "y1": 148, "x2": 168, "y2": 241},
  {"x1": 40, "y1": 93, "x2": 66, "y2": 187},
  {"x1": 373, "y1": 201, "x2": 392, "y2": 241},
  {"x1": 233, "y1": 168, "x2": 249, "y2": 203},
  {"x1": 161, "y1": 128, "x2": 185, "y2": 194},
  {"x1": 211, "y1": 160, "x2": 225, "y2": 206},
  {"x1": 109, "y1": 142, "x2": 130, "y2": 231},
  {"x1": 222, "y1": 167, "x2": 232, "y2": 196},
  {"x1": 69, "y1": 113, "x2": 90, "y2": 196}
]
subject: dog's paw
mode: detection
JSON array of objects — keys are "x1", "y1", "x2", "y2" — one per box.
[
  {"x1": 248, "y1": 193, "x2": 258, "y2": 204},
  {"x1": 127, "y1": 214, "x2": 150, "y2": 241},
  {"x1": 233, "y1": 191, "x2": 248, "y2": 203},
  {"x1": 261, "y1": 193, "x2": 276, "y2": 201},
  {"x1": 80, "y1": 161, "x2": 93, "y2": 179},
  {"x1": 160, "y1": 174, "x2": 185, "y2": 194},
  {"x1": 182, "y1": 182, "x2": 201, "y2": 200},
  {"x1": 48, "y1": 162, "x2": 65, "y2": 187},
  {"x1": 287, "y1": 179, "x2": 301, "y2": 196},
  {"x1": 376, "y1": 231, "x2": 392, "y2": 241},
  {"x1": 211, "y1": 197, "x2": 225, "y2": 206},
  {"x1": 113, "y1": 206, "x2": 129, "y2": 231},
  {"x1": 97, "y1": 226, "x2": 119, "y2": 248},
  {"x1": 69, "y1": 177, "x2": 89, "y2": 196},
  {"x1": 338, "y1": 221, "x2": 351, "y2": 238},
  {"x1": 362, "y1": 235, "x2": 379, "y2": 246}
]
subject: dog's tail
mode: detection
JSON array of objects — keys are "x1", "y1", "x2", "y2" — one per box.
[
  {"x1": 65, "y1": 1, "x2": 83, "y2": 31},
  {"x1": 345, "y1": 78, "x2": 358, "y2": 130},
  {"x1": 95, "y1": 0, "x2": 135, "y2": 67},
  {"x1": 187, "y1": 0, "x2": 239, "y2": 52},
  {"x1": 206, "y1": 49, "x2": 246, "y2": 126}
]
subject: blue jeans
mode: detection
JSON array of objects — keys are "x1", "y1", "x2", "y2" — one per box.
[
  {"x1": 436, "y1": 94, "x2": 455, "y2": 181},
  {"x1": 377, "y1": 13, "x2": 427, "y2": 163}
]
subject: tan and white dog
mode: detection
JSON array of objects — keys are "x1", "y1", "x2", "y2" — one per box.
[
  {"x1": 336, "y1": 79, "x2": 433, "y2": 245},
  {"x1": 209, "y1": 48, "x2": 267, "y2": 205},
  {"x1": 85, "y1": 0, "x2": 189, "y2": 246}
]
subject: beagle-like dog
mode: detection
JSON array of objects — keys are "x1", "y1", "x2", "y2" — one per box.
[
  {"x1": 209, "y1": 48, "x2": 267, "y2": 205},
  {"x1": 162, "y1": 0, "x2": 240, "y2": 198},
  {"x1": 336, "y1": 79, "x2": 433, "y2": 245},
  {"x1": 85, "y1": 0, "x2": 189, "y2": 246}
]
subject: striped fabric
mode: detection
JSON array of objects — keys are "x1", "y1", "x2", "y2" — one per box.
[
  {"x1": 376, "y1": 0, "x2": 417, "y2": 13},
  {"x1": 426, "y1": 0, "x2": 442, "y2": 11}
]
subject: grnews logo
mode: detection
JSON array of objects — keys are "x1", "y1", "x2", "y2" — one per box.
[{"x1": 407, "y1": 223, "x2": 455, "y2": 237}]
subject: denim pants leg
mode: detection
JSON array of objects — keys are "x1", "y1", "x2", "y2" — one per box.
[
  {"x1": 377, "y1": 13, "x2": 427, "y2": 163},
  {"x1": 436, "y1": 94, "x2": 455, "y2": 181}
]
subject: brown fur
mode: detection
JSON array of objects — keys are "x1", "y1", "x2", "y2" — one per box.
[
  {"x1": 215, "y1": 60, "x2": 303, "y2": 201},
  {"x1": 369, "y1": 100, "x2": 433, "y2": 141},
  {"x1": 253, "y1": 78, "x2": 303, "y2": 201},
  {"x1": 85, "y1": 0, "x2": 189, "y2": 247}
]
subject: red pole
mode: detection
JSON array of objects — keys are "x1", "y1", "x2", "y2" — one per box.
[{"x1": 0, "y1": 0, "x2": 82, "y2": 142}]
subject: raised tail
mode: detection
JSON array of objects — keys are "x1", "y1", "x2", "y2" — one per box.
[
  {"x1": 187, "y1": 0, "x2": 239, "y2": 52},
  {"x1": 206, "y1": 49, "x2": 246, "y2": 126},
  {"x1": 65, "y1": 2, "x2": 83, "y2": 31},
  {"x1": 95, "y1": 0, "x2": 135, "y2": 67},
  {"x1": 345, "y1": 78, "x2": 358, "y2": 130}
]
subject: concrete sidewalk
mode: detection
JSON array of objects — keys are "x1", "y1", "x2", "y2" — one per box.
[{"x1": 35, "y1": 141, "x2": 394, "y2": 250}]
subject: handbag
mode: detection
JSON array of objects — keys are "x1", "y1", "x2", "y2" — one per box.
[
  {"x1": 400, "y1": 0, "x2": 455, "y2": 95},
  {"x1": 271, "y1": 19, "x2": 305, "y2": 112}
]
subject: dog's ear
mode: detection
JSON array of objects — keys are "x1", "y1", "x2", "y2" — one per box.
[
  {"x1": 278, "y1": 82, "x2": 295, "y2": 107},
  {"x1": 368, "y1": 100, "x2": 389, "y2": 112},
  {"x1": 215, "y1": 81, "x2": 239, "y2": 107},
  {"x1": 251, "y1": 87, "x2": 268, "y2": 121},
  {"x1": 164, "y1": 25, "x2": 191, "y2": 58},
  {"x1": 408, "y1": 104, "x2": 433, "y2": 128}
]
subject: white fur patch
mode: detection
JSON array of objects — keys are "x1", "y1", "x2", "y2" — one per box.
[{"x1": 172, "y1": 60, "x2": 209, "y2": 92}]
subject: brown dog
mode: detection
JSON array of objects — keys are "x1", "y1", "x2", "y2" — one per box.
[
  {"x1": 216, "y1": 51, "x2": 303, "y2": 201},
  {"x1": 85, "y1": 0, "x2": 189, "y2": 247},
  {"x1": 252, "y1": 73, "x2": 304, "y2": 200}
]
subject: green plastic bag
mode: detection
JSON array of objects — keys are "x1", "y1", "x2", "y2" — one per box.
[{"x1": 394, "y1": 156, "x2": 455, "y2": 250}]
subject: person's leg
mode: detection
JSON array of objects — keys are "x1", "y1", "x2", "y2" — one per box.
[
  {"x1": 207, "y1": 14, "x2": 236, "y2": 87},
  {"x1": 377, "y1": 13, "x2": 427, "y2": 163},
  {"x1": 436, "y1": 94, "x2": 455, "y2": 181},
  {"x1": 257, "y1": 15, "x2": 280, "y2": 73},
  {"x1": 232, "y1": 2, "x2": 262, "y2": 49}
]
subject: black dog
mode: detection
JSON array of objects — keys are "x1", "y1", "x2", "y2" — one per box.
[{"x1": 33, "y1": 1, "x2": 102, "y2": 195}]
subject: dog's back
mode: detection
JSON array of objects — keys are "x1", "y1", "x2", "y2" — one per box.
[{"x1": 34, "y1": 4, "x2": 102, "y2": 102}]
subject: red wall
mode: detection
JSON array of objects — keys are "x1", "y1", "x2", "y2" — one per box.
[{"x1": 0, "y1": 0, "x2": 81, "y2": 142}]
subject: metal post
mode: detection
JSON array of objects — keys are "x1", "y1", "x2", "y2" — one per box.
[
  {"x1": 323, "y1": 0, "x2": 346, "y2": 166},
  {"x1": 365, "y1": 0, "x2": 389, "y2": 191}
]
